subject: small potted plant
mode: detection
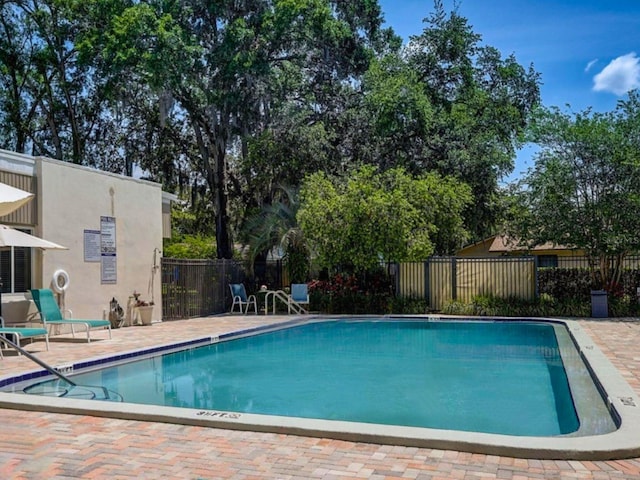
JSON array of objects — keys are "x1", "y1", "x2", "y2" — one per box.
[{"x1": 133, "y1": 290, "x2": 154, "y2": 325}]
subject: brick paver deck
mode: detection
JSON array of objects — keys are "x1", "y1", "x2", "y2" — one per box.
[{"x1": 0, "y1": 315, "x2": 639, "y2": 479}]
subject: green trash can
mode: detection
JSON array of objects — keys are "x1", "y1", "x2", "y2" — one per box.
[{"x1": 590, "y1": 290, "x2": 608, "y2": 318}]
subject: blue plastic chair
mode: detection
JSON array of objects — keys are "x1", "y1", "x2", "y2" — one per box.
[
  {"x1": 288, "y1": 284, "x2": 309, "y2": 314},
  {"x1": 229, "y1": 284, "x2": 257, "y2": 314}
]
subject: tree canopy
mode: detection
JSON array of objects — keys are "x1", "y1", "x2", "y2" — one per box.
[
  {"x1": 0, "y1": 0, "x2": 541, "y2": 262},
  {"x1": 360, "y1": 1, "x2": 540, "y2": 239},
  {"x1": 508, "y1": 95, "x2": 640, "y2": 289},
  {"x1": 297, "y1": 166, "x2": 472, "y2": 273}
]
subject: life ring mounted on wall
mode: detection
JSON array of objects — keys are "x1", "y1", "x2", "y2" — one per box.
[{"x1": 52, "y1": 269, "x2": 70, "y2": 293}]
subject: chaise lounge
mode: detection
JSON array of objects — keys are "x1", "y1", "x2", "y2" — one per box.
[
  {"x1": 30, "y1": 288, "x2": 111, "y2": 343},
  {"x1": 0, "y1": 324, "x2": 49, "y2": 358}
]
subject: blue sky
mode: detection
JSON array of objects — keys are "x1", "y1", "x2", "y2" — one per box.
[{"x1": 378, "y1": 0, "x2": 640, "y2": 180}]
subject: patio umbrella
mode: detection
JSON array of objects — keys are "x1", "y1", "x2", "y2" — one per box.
[
  {"x1": 0, "y1": 183, "x2": 34, "y2": 217},
  {"x1": 0, "y1": 224, "x2": 67, "y2": 318},
  {"x1": 0, "y1": 224, "x2": 67, "y2": 250}
]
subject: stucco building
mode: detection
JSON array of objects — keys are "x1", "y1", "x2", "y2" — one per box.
[{"x1": 0, "y1": 149, "x2": 172, "y2": 326}]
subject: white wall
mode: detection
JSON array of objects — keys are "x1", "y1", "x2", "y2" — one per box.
[{"x1": 34, "y1": 158, "x2": 164, "y2": 321}]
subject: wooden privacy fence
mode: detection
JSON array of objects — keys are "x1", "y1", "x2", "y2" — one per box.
[{"x1": 396, "y1": 257, "x2": 537, "y2": 310}]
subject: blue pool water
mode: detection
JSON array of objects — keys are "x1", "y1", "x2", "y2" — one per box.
[{"x1": 27, "y1": 320, "x2": 585, "y2": 436}]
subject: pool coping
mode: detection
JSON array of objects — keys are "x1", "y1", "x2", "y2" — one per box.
[{"x1": 1, "y1": 315, "x2": 639, "y2": 460}]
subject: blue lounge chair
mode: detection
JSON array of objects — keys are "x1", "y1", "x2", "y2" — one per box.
[
  {"x1": 229, "y1": 284, "x2": 257, "y2": 314},
  {"x1": 30, "y1": 288, "x2": 111, "y2": 343},
  {"x1": 0, "y1": 326, "x2": 49, "y2": 358},
  {"x1": 288, "y1": 283, "x2": 309, "y2": 314}
]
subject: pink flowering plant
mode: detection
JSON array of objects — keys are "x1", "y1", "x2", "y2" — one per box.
[{"x1": 308, "y1": 272, "x2": 393, "y2": 314}]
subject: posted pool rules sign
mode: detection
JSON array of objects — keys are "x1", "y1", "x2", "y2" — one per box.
[{"x1": 100, "y1": 215, "x2": 117, "y2": 284}]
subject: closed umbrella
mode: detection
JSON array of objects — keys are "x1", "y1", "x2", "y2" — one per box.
[
  {"x1": 0, "y1": 183, "x2": 34, "y2": 217},
  {"x1": 0, "y1": 224, "x2": 67, "y2": 319}
]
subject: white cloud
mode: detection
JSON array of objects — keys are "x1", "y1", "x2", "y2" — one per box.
[
  {"x1": 593, "y1": 52, "x2": 640, "y2": 95},
  {"x1": 584, "y1": 59, "x2": 598, "y2": 72}
]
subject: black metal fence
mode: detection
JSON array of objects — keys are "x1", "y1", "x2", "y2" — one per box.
[
  {"x1": 161, "y1": 258, "x2": 240, "y2": 320},
  {"x1": 395, "y1": 257, "x2": 536, "y2": 310},
  {"x1": 161, "y1": 255, "x2": 640, "y2": 319},
  {"x1": 160, "y1": 258, "x2": 284, "y2": 320},
  {"x1": 395, "y1": 255, "x2": 640, "y2": 309}
]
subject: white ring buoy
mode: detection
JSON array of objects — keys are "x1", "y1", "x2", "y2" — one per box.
[{"x1": 52, "y1": 269, "x2": 70, "y2": 293}]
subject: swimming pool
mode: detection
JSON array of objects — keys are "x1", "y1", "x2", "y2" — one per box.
[{"x1": 1, "y1": 316, "x2": 640, "y2": 459}]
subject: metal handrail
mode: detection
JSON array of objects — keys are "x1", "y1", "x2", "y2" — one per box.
[
  {"x1": 263, "y1": 289, "x2": 308, "y2": 314},
  {"x1": 0, "y1": 334, "x2": 76, "y2": 385},
  {"x1": 0, "y1": 334, "x2": 122, "y2": 401},
  {"x1": 264, "y1": 290, "x2": 290, "y2": 314}
]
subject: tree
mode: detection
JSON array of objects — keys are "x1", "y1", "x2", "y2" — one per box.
[
  {"x1": 96, "y1": 0, "x2": 393, "y2": 259},
  {"x1": 0, "y1": 0, "x2": 178, "y2": 181},
  {"x1": 0, "y1": 0, "x2": 109, "y2": 162},
  {"x1": 242, "y1": 186, "x2": 309, "y2": 283},
  {"x1": 240, "y1": 121, "x2": 333, "y2": 214},
  {"x1": 0, "y1": 0, "x2": 539, "y2": 257},
  {"x1": 297, "y1": 166, "x2": 471, "y2": 273},
  {"x1": 509, "y1": 102, "x2": 640, "y2": 290},
  {"x1": 0, "y1": 3, "x2": 39, "y2": 153},
  {"x1": 362, "y1": 54, "x2": 433, "y2": 170},
  {"x1": 398, "y1": 1, "x2": 540, "y2": 239}
]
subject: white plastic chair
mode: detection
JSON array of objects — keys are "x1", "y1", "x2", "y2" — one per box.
[{"x1": 229, "y1": 284, "x2": 257, "y2": 314}]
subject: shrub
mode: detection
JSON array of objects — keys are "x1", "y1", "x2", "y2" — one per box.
[
  {"x1": 389, "y1": 297, "x2": 430, "y2": 314},
  {"x1": 163, "y1": 234, "x2": 216, "y2": 259},
  {"x1": 441, "y1": 294, "x2": 592, "y2": 317},
  {"x1": 609, "y1": 295, "x2": 640, "y2": 317},
  {"x1": 308, "y1": 272, "x2": 393, "y2": 314},
  {"x1": 537, "y1": 267, "x2": 640, "y2": 316},
  {"x1": 308, "y1": 267, "x2": 640, "y2": 317},
  {"x1": 538, "y1": 268, "x2": 592, "y2": 302}
]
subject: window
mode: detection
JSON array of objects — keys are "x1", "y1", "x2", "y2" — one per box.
[
  {"x1": 537, "y1": 255, "x2": 558, "y2": 268},
  {"x1": 0, "y1": 229, "x2": 32, "y2": 293}
]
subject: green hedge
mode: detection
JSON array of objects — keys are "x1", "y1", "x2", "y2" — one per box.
[{"x1": 441, "y1": 294, "x2": 592, "y2": 317}]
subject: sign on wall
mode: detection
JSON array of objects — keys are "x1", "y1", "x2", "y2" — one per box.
[
  {"x1": 83, "y1": 229, "x2": 101, "y2": 262},
  {"x1": 100, "y1": 216, "x2": 117, "y2": 284}
]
